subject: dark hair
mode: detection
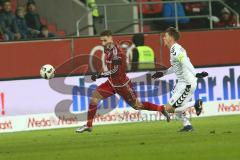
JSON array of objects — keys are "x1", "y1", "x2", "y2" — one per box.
[
  {"x1": 40, "y1": 25, "x2": 48, "y2": 31},
  {"x1": 165, "y1": 27, "x2": 180, "y2": 41},
  {"x1": 100, "y1": 30, "x2": 112, "y2": 37},
  {"x1": 132, "y1": 33, "x2": 144, "y2": 46},
  {"x1": 27, "y1": 0, "x2": 36, "y2": 6}
]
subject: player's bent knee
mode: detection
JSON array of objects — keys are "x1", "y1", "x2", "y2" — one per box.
[
  {"x1": 90, "y1": 98, "x2": 99, "y2": 105},
  {"x1": 90, "y1": 91, "x2": 103, "y2": 105}
]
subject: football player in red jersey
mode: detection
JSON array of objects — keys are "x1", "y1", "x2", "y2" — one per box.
[{"x1": 76, "y1": 30, "x2": 170, "y2": 133}]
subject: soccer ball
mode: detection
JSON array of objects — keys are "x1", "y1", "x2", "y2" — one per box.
[{"x1": 40, "y1": 64, "x2": 55, "y2": 79}]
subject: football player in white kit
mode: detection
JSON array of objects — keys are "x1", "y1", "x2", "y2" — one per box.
[{"x1": 152, "y1": 27, "x2": 208, "y2": 132}]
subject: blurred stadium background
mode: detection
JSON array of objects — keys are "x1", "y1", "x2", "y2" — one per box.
[{"x1": 0, "y1": 0, "x2": 240, "y2": 160}]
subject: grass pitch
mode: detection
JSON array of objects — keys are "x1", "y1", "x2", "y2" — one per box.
[{"x1": 0, "y1": 115, "x2": 240, "y2": 160}]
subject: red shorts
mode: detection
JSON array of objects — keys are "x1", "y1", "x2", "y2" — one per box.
[{"x1": 96, "y1": 80, "x2": 137, "y2": 106}]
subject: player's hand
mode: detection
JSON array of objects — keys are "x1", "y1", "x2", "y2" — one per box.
[
  {"x1": 91, "y1": 73, "x2": 101, "y2": 81},
  {"x1": 152, "y1": 71, "x2": 164, "y2": 79},
  {"x1": 196, "y1": 71, "x2": 208, "y2": 78}
]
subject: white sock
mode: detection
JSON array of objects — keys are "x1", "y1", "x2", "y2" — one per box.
[
  {"x1": 174, "y1": 101, "x2": 195, "y2": 113},
  {"x1": 177, "y1": 112, "x2": 191, "y2": 126}
]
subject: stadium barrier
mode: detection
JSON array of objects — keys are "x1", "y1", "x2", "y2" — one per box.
[
  {"x1": 0, "y1": 65, "x2": 239, "y2": 133},
  {"x1": 0, "y1": 29, "x2": 240, "y2": 79}
]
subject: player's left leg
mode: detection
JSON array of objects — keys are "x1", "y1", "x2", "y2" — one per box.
[
  {"x1": 176, "y1": 112, "x2": 193, "y2": 132},
  {"x1": 163, "y1": 101, "x2": 193, "y2": 131},
  {"x1": 164, "y1": 83, "x2": 192, "y2": 114},
  {"x1": 175, "y1": 100, "x2": 203, "y2": 132},
  {"x1": 116, "y1": 81, "x2": 170, "y2": 121},
  {"x1": 173, "y1": 83, "x2": 198, "y2": 132},
  {"x1": 164, "y1": 82, "x2": 195, "y2": 131},
  {"x1": 76, "y1": 81, "x2": 116, "y2": 133}
]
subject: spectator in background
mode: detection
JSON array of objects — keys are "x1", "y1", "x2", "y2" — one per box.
[
  {"x1": 212, "y1": 1, "x2": 225, "y2": 18},
  {"x1": 0, "y1": 23, "x2": 4, "y2": 40},
  {"x1": 136, "y1": 0, "x2": 163, "y2": 31},
  {"x1": 138, "y1": 0, "x2": 163, "y2": 16},
  {"x1": 87, "y1": 0, "x2": 102, "y2": 34},
  {"x1": 15, "y1": 6, "x2": 39, "y2": 39},
  {"x1": 38, "y1": 25, "x2": 55, "y2": 38},
  {"x1": 0, "y1": 0, "x2": 21, "y2": 40},
  {"x1": 214, "y1": 7, "x2": 237, "y2": 28},
  {"x1": 131, "y1": 33, "x2": 155, "y2": 71},
  {"x1": 25, "y1": 0, "x2": 42, "y2": 31},
  {"x1": 0, "y1": 0, "x2": 4, "y2": 40},
  {"x1": 0, "y1": 0, "x2": 5, "y2": 40},
  {"x1": 15, "y1": 6, "x2": 28, "y2": 39},
  {"x1": 162, "y1": 1, "x2": 189, "y2": 30},
  {"x1": 184, "y1": 2, "x2": 209, "y2": 29},
  {"x1": 224, "y1": 0, "x2": 240, "y2": 14}
]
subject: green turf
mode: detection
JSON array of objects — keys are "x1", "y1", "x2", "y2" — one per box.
[{"x1": 0, "y1": 115, "x2": 240, "y2": 160}]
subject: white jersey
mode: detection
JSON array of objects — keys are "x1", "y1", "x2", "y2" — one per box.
[{"x1": 166, "y1": 43, "x2": 197, "y2": 84}]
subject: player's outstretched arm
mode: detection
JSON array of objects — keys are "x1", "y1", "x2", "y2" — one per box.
[
  {"x1": 152, "y1": 67, "x2": 174, "y2": 79},
  {"x1": 152, "y1": 71, "x2": 164, "y2": 79}
]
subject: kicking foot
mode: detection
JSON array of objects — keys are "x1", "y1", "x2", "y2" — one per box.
[
  {"x1": 194, "y1": 99, "x2": 203, "y2": 116},
  {"x1": 76, "y1": 125, "x2": 92, "y2": 133},
  {"x1": 178, "y1": 125, "x2": 193, "y2": 132}
]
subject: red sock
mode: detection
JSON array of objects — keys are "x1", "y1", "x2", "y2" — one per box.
[
  {"x1": 142, "y1": 102, "x2": 164, "y2": 112},
  {"x1": 87, "y1": 104, "x2": 97, "y2": 127}
]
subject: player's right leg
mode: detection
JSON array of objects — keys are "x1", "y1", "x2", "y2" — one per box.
[{"x1": 76, "y1": 81, "x2": 115, "y2": 133}]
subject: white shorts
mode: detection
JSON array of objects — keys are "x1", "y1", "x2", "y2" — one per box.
[{"x1": 168, "y1": 82, "x2": 197, "y2": 108}]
